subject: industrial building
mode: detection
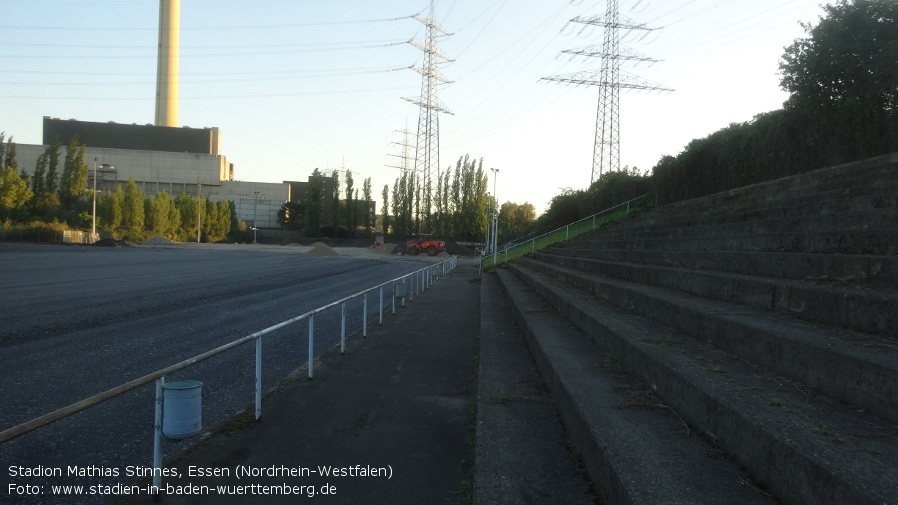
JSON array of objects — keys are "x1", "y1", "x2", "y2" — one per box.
[{"x1": 11, "y1": 1, "x2": 373, "y2": 236}]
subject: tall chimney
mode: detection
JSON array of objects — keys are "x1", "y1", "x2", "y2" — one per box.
[{"x1": 155, "y1": 0, "x2": 179, "y2": 127}]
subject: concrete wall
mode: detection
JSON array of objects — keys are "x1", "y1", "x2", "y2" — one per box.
[{"x1": 16, "y1": 143, "x2": 229, "y2": 194}]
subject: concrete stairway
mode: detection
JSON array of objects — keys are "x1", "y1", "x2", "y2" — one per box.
[{"x1": 493, "y1": 154, "x2": 898, "y2": 505}]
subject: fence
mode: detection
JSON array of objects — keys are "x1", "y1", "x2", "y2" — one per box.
[
  {"x1": 0, "y1": 228, "x2": 98, "y2": 244},
  {"x1": 0, "y1": 255, "x2": 458, "y2": 492},
  {"x1": 480, "y1": 193, "x2": 652, "y2": 269}
]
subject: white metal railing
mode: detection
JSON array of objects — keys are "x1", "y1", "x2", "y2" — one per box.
[
  {"x1": 0, "y1": 254, "x2": 458, "y2": 492},
  {"x1": 480, "y1": 193, "x2": 652, "y2": 269}
]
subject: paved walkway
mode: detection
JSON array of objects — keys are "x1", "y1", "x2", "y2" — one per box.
[{"x1": 123, "y1": 263, "x2": 592, "y2": 504}]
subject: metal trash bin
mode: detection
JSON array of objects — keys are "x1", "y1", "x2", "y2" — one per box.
[{"x1": 162, "y1": 380, "x2": 203, "y2": 440}]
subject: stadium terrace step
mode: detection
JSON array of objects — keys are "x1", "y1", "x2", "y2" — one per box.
[
  {"x1": 490, "y1": 154, "x2": 898, "y2": 505},
  {"x1": 576, "y1": 207, "x2": 898, "y2": 244},
  {"x1": 493, "y1": 270, "x2": 778, "y2": 505},
  {"x1": 530, "y1": 252, "x2": 898, "y2": 336},
  {"x1": 545, "y1": 248, "x2": 898, "y2": 288},
  {"x1": 498, "y1": 265, "x2": 898, "y2": 505}
]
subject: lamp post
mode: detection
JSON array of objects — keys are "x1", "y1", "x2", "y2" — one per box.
[
  {"x1": 490, "y1": 168, "x2": 499, "y2": 264},
  {"x1": 253, "y1": 191, "x2": 260, "y2": 243},
  {"x1": 92, "y1": 158, "x2": 98, "y2": 239},
  {"x1": 196, "y1": 179, "x2": 202, "y2": 243}
]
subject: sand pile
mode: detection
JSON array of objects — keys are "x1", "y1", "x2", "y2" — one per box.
[
  {"x1": 305, "y1": 242, "x2": 340, "y2": 257},
  {"x1": 143, "y1": 235, "x2": 175, "y2": 246},
  {"x1": 372, "y1": 243, "x2": 397, "y2": 255}
]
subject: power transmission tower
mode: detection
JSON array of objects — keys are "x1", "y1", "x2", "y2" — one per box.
[
  {"x1": 543, "y1": 0, "x2": 671, "y2": 184},
  {"x1": 402, "y1": 0, "x2": 453, "y2": 231},
  {"x1": 386, "y1": 124, "x2": 417, "y2": 174}
]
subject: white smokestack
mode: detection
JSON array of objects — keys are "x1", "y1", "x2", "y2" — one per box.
[{"x1": 155, "y1": 0, "x2": 179, "y2": 127}]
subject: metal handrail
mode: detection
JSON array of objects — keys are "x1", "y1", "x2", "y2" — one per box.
[
  {"x1": 0, "y1": 254, "x2": 458, "y2": 489},
  {"x1": 480, "y1": 193, "x2": 652, "y2": 268}
]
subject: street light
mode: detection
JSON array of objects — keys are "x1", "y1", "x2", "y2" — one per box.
[
  {"x1": 490, "y1": 168, "x2": 499, "y2": 264},
  {"x1": 92, "y1": 159, "x2": 113, "y2": 242},
  {"x1": 197, "y1": 179, "x2": 202, "y2": 243},
  {"x1": 92, "y1": 158, "x2": 98, "y2": 239},
  {"x1": 253, "y1": 191, "x2": 260, "y2": 243}
]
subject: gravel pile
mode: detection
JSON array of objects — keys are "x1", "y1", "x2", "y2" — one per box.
[
  {"x1": 306, "y1": 242, "x2": 340, "y2": 257},
  {"x1": 143, "y1": 235, "x2": 175, "y2": 246}
]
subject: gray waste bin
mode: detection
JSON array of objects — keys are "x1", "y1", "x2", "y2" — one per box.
[{"x1": 162, "y1": 380, "x2": 203, "y2": 440}]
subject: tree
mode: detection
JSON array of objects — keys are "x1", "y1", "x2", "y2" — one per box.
[
  {"x1": 121, "y1": 178, "x2": 145, "y2": 237},
  {"x1": 305, "y1": 169, "x2": 325, "y2": 236},
  {"x1": 362, "y1": 177, "x2": 372, "y2": 233},
  {"x1": 44, "y1": 137, "x2": 62, "y2": 195},
  {"x1": 344, "y1": 169, "x2": 355, "y2": 235},
  {"x1": 99, "y1": 185, "x2": 124, "y2": 235},
  {"x1": 3, "y1": 135, "x2": 17, "y2": 172},
  {"x1": 381, "y1": 184, "x2": 390, "y2": 236},
  {"x1": 277, "y1": 201, "x2": 305, "y2": 230},
  {"x1": 32, "y1": 153, "x2": 47, "y2": 195},
  {"x1": 330, "y1": 170, "x2": 340, "y2": 227},
  {"x1": 779, "y1": 0, "x2": 898, "y2": 160},
  {"x1": 149, "y1": 192, "x2": 173, "y2": 237},
  {"x1": 0, "y1": 167, "x2": 34, "y2": 220},
  {"x1": 59, "y1": 137, "x2": 88, "y2": 211},
  {"x1": 174, "y1": 192, "x2": 198, "y2": 241}
]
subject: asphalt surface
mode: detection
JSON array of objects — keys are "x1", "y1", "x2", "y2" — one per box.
[
  {"x1": 0, "y1": 242, "x2": 448, "y2": 505},
  {"x1": 3, "y1": 243, "x2": 593, "y2": 504},
  {"x1": 118, "y1": 261, "x2": 482, "y2": 505}
]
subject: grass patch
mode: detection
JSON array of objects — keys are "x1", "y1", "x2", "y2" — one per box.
[{"x1": 481, "y1": 208, "x2": 638, "y2": 269}]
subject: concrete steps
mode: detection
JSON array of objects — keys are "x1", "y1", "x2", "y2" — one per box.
[{"x1": 492, "y1": 154, "x2": 898, "y2": 505}]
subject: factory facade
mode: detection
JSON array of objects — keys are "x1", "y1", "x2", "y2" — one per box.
[{"x1": 14, "y1": 117, "x2": 368, "y2": 232}]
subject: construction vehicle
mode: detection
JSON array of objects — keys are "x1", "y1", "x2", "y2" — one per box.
[{"x1": 399, "y1": 233, "x2": 446, "y2": 256}]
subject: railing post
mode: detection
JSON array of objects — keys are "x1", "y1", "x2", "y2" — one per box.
[
  {"x1": 392, "y1": 283, "x2": 397, "y2": 314},
  {"x1": 566, "y1": 225, "x2": 570, "y2": 240},
  {"x1": 340, "y1": 302, "x2": 346, "y2": 354},
  {"x1": 255, "y1": 336, "x2": 262, "y2": 420},
  {"x1": 308, "y1": 316, "x2": 315, "y2": 379},
  {"x1": 363, "y1": 293, "x2": 368, "y2": 338},
  {"x1": 379, "y1": 286, "x2": 384, "y2": 325},
  {"x1": 153, "y1": 377, "x2": 164, "y2": 493}
]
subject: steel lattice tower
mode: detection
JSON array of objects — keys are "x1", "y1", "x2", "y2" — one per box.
[
  {"x1": 544, "y1": 0, "x2": 671, "y2": 184},
  {"x1": 402, "y1": 0, "x2": 453, "y2": 230}
]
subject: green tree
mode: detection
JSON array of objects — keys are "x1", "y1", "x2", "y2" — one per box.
[
  {"x1": 0, "y1": 166, "x2": 34, "y2": 220},
  {"x1": 362, "y1": 176, "x2": 372, "y2": 233},
  {"x1": 59, "y1": 137, "x2": 88, "y2": 211},
  {"x1": 98, "y1": 185, "x2": 124, "y2": 235},
  {"x1": 44, "y1": 137, "x2": 62, "y2": 195},
  {"x1": 174, "y1": 192, "x2": 197, "y2": 241},
  {"x1": 121, "y1": 178, "x2": 145, "y2": 237},
  {"x1": 344, "y1": 169, "x2": 355, "y2": 235},
  {"x1": 779, "y1": 0, "x2": 898, "y2": 160},
  {"x1": 3, "y1": 135, "x2": 17, "y2": 172},
  {"x1": 381, "y1": 184, "x2": 390, "y2": 237},
  {"x1": 305, "y1": 169, "x2": 325, "y2": 236},
  {"x1": 277, "y1": 201, "x2": 305, "y2": 230},
  {"x1": 330, "y1": 170, "x2": 340, "y2": 227},
  {"x1": 32, "y1": 153, "x2": 47, "y2": 195},
  {"x1": 149, "y1": 192, "x2": 173, "y2": 237}
]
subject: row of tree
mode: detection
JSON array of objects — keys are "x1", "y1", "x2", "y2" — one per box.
[
  {"x1": 0, "y1": 134, "x2": 244, "y2": 242},
  {"x1": 279, "y1": 155, "x2": 537, "y2": 244},
  {"x1": 654, "y1": 0, "x2": 897, "y2": 205}
]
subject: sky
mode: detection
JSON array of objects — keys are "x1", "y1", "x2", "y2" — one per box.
[{"x1": 1, "y1": 0, "x2": 829, "y2": 215}]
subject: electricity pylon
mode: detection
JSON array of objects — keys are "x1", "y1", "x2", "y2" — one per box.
[
  {"x1": 386, "y1": 124, "x2": 416, "y2": 174},
  {"x1": 543, "y1": 0, "x2": 671, "y2": 184},
  {"x1": 402, "y1": 0, "x2": 453, "y2": 231}
]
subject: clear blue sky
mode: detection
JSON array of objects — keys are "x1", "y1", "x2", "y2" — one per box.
[{"x1": 1, "y1": 0, "x2": 827, "y2": 214}]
